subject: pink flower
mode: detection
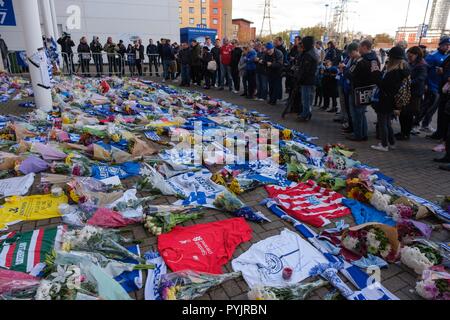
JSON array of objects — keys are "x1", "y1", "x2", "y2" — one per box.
[{"x1": 424, "y1": 283, "x2": 440, "y2": 299}]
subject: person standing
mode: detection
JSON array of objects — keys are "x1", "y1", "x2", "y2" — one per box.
[
  {"x1": 57, "y1": 32, "x2": 75, "y2": 74},
  {"x1": 219, "y1": 38, "x2": 234, "y2": 91},
  {"x1": 190, "y1": 39, "x2": 202, "y2": 86},
  {"x1": 0, "y1": 35, "x2": 9, "y2": 72},
  {"x1": 322, "y1": 65, "x2": 339, "y2": 113},
  {"x1": 371, "y1": 47, "x2": 410, "y2": 152},
  {"x1": 231, "y1": 41, "x2": 243, "y2": 94},
  {"x1": 162, "y1": 39, "x2": 175, "y2": 82},
  {"x1": 255, "y1": 43, "x2": 268, "y2": 101},
  {"x1": 204, "y1": 36, "x2": 214, "y2": 51},
  {"x1": 380, "y1": 48, "x2": 387, "y2": 65},
  {"x1": 201, "y1": 46, "x2": 214, "y2": 89},
  {"x1": 296, "y1": 36, "x2": 320, "y2": 121},
  {"x1": 135, "y1": 39, "x2": 145, "y2": 77},
  {"x1": 244, "y1": 45, "x2": 257, "y2": 99},
  {"x1": 77, "y1": 36, "x2": 91, "y2": 77},
  {"x1": 146, "y1": 39, "x2": 159, "y2": 77},
  {"x1": 263, "y1": 42, "x2": 284, "y2": 105},
  {"x1": 211, "y1": 39, "x2": 221, "y2": 87},
  {"x1": 127, "y1": 44, "x2": 136, "y2": 76},
  {"x1": 396, "y1": 46, "x2": 428, "y2": 141},
  {"x1": 435, "y1": 56, "x2": 450, "y2": 169},
  {"x1": 103, "y1": 37, "x2": 119, "y2": 76},
  {"x1": 90, "y1": 36, "x2": 103, "y2": 77},
  {"x1": 415, "y1": 37, "x2": 450, "y2": 135},
  {"x1": 179, "y1": 42, "x2": 192, "y2": 87},
  {"x1": 325, "y1": 41, "x2": 342, "y2": 66},
  {"x1": 346, "y1": 40, "x2": 380, "y2": 142},
  {"x1": 157, "y1": 39, "x2": 163, "y2": 66},
  {"x1": 117, "y1": 40, "x2": 127, "y2": 76}
]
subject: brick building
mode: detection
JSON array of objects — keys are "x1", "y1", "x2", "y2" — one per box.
[{"x1": 232, "y1": 18, "x2": 256, "y2": 43}]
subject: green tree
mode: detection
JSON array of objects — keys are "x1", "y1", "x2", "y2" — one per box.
[
  {"x1": 300, "y1": 25, "x2": 327, "y2": 41},
  {"x1": 374, "y1": 33, "x2": 394, "y2": 45}
]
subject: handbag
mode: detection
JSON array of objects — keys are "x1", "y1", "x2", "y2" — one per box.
[
  {"x1": 207, "y1": 60, "x2": 217, "y2": 72},
  {"x1": 354, "y1": 85, "x2": 378, "y2": 106}
]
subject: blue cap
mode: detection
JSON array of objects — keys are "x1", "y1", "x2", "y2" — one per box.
[
  {"x1": 329, "y1": 66, "x2": 338, "y2": 74},
  {"x1": 265, "y1": 42, "x2": 274, "y2": 50},
  {"x1": 439, "y1": 36, "x2": 450, "y2": 46}
]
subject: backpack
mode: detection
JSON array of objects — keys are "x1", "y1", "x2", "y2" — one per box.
[{"x1": 394, "y1": 75, "x2": 412, "y2": 110}]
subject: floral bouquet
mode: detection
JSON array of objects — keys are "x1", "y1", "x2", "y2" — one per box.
[
  {"x1": 400, "y1": 240, "x2": 446, "y2": 274},
  {"x1": 0, "y1": 269, "x2": 41, "y2": 300},
  {"x1": 324, "y1": 144, "x2": 355, "y2": 158},
  {"x1": 144, "y1": 211, "x2": 203, "y2": 236},
  {"x1": 341, "y1": 223, "x2": 400, "y2": 262},
  {"x1": 247, "y1": 279, "x2": 328, "y2": 300},
  {"x1": 159, "y1": 271, "x2": 241, "y2": 300},
  {"x1": 396, "y1": 219, "x2": 433, "y2": 244},
  {"x1": 287, "y1": 163, "x2": 346, "y2": 191},
  {"x1": 62, "y1": 225, "x2": 145, "y2": 264},
  {"x1": 35, "y1": 265, "x2": 99, "y2": 300},
  {"x1": 213, "y1": 191, "x2": 245, "y2": 213},
  {"x1": 415, "y1": 266, "x2": 450, "y2": 300}
]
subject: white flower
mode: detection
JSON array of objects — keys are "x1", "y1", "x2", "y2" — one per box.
[
  {"x1": 415, "y1": 279, "x2": 436, "y2": 300},
  {"x1": 400, "y1": 246, "x2": 434, "y2": 274},
  {"x1": 35, "y1": 281, "x2": 52, "y2": 300},
  {"x1": 51, "y1": 265, "x2": 72, "y2": 283},
  {"x1": 366, "y1": 231, "x2": 381, "y2": 252},
  {"x1": 370, "y1": 190, "x2": 398, "y2": 218},
  {"x1": 380, "y1": 244, "x2": 392, "y2": 259},
  {"x1": 342, "y1": 236, "x2": 359, "y2": 251}
]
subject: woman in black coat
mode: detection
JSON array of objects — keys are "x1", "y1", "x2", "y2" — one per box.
[
  {"x1": 396, "y1": 46, "x2": 428, "y2": 140},
  {"x1": 77, "y1": 36, "x2": 91, "y2": 76},
  {"x1": 371, "y1": 47, "x2": 411, "y2": 152}
]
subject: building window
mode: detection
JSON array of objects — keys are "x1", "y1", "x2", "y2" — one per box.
[
  {"x1": 213, "y1": 8, "x2": 218, "y2": 14},
  {"x1": 189, "y1": 18, "x2": 195, "y2": 25},
  {"x1": 189, "y1": 7, "x2": 194, "y2": 13},
  {"x1": 179, "y1": 7, "x2": 182, "y2": 13},
  {"x1": 202, "y1": 18, "x2": 207, "y2": 25},
  {"x1": 202, "y1": 7, "x2": 206, "y2": 14},
  {"x1": 213, "y1": 19, "x2": 218, "y2": 25}
]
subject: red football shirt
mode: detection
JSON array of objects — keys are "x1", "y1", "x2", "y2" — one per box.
[
  {"x1": 220, "y1": 44, "x2": 234, "y2": 66},
  {"x1": 158, "y1": 218, "x2": 252, "y2": 274}
]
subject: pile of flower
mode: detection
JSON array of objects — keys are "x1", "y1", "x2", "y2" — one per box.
[
  {"x1": 400, "y1": 240, "x2": 444, "y2": 274},
  {"x1": 143, "y1": 211, "x2": 203, "y2": 236},
  {"x1": 415, "y1": 266, "x2": 450, "y2": 300},
  {"x1": 247, "y1": 279, "x2": 328, "y2": 300}
]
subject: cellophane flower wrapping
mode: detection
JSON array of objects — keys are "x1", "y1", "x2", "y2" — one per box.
[
  {"x1": 0, "y1": 269, "x2": 41, "y2": 300},
  {"x1": 415, "y1": 266, "x2": 450, "y2": 300},
  {"x1": 159, "y1": 271, "x2": 241, "y2": 300},
  {"x1": 401, "y1": 241, "x2": 444, "y2": 274},
  {"x1": 247, "y1": 279, "x2": 329, "y2": 300}
]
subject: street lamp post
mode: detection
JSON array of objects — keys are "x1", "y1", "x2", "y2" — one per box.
[
  {"x1": 224, "y1": 13, "x2": 228, "y2": 38},
  {"x1": 419, "y1": 0, "x2": 431, "y2": 46}
]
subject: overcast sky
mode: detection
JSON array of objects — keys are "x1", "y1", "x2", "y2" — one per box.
[{"x1": 233, "y1": 0, "x2": 450, "y2": 36}]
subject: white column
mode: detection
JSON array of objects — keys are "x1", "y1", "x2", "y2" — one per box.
[
  {"x1": 40, "y1": 0, "x2": 55, "y2": 40},
  {"x1": 49, "y1": 0, "x2": 59, "y2": 39},
  {"x1": 18, "y1": 0, "x2": 53, "y2": 112},
  {"x1": 0, "y1": 53, "x2": 4, "y2": 72}
]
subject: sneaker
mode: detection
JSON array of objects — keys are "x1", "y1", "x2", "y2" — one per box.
[
  {"x1": 420, "y1": 126, "x2": 435, "y2": 133},
  {"x1": 233, "y1": 90, "x2": 239, "y2": 94},
  {"x1": 371, "y1": 144, "x2": 389, "y2": 152},
  {"x1": 258, "y1": 98, "x2": 265, "y2": 102}
]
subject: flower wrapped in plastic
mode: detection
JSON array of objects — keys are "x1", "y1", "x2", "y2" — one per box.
[
  {"x1": 143, "y1": 211, "x2": 203, "y2": 236},
  {"x1": 247, "y1": 279, "x2": 328, "y2": 300},
  {"x1": 401, "y1": 239, "x2": 447, "y2": 274},
  {"x1": 0, "y1": 269, "x2": 41, "y2": 300},
  {"x1": 415, "y1": 266, "x2": 450, "y2": 300},
  {"x1": 62, "y1": 225, "x2": 145, "y2": 264},
  {"x1": 159, "y1": 271, "x2": 241, "y2": 300},
  {"x1": 213, "y1": 191, "x2": 270, "y2": 223}
]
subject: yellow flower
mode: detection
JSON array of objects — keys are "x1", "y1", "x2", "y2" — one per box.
[
  {"x1": 365, "y1": 192, "x2": 374, "y2": 201},
  {"x1": 229, "y1": 179, "x2": 244, "y2": 195},
  {"x1": 212, "y1": 173, "x2": 226, "y2": 186},
  {"x1": 156, "y1": 128, "x2": 164, "y2": 136},
  {"x1": 281, "y1": 129, "x2": 292, "y2": 141},
  {"x1": 65, "y1": 153, "x2": 75, "y2": 165},
  {"x1": 69, "y1": 189, "x2": 80, "y2": 203},
  {"x1": 62, "y1": 242, "x2": 72, "y2": 252},
  {"x1": 111, "y1": 134, "x2": 121, "y2": 143}
]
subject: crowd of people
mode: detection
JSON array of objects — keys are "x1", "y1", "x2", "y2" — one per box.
[{"x1": 51, "y1": 32, "x2": 450, "y2": 171}]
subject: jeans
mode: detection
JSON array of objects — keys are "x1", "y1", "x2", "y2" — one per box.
[
  {"x1": 232, "y1": 67, "x2": 240, "y2": 91},
  {"x1": 107, "y1": 55, "x2": 118, "y2": 76},
  {"x1": 220, "y1": 64, "x2": 233, "y2": 90},
  {"x1": 136, "y1": 59, "x2": 143, "y2": 76},
  {"x1": 246, "y1": 70, "x2": 256, "y2": 98},
  {"x1": 349, "y1": 95, "x2": 368, "y2": 139},
  {"x1": 400, "y1": 96, "x2": 420, "y2": 137},
  {"x1": 181, "y1": 64, "x2": 190, "y2": 85},
  {"x1": 191, "y1": 65, "x2": 202, "y2": 85},
  {"x1": 212, "y1": 66, "x2": 221, "y2": 87},
  {"x1": 148, "y1": 55, "x2": 159, "y2": 75},
  {"x1": 377, "y1": 112, "x2": 395, "y2": 147},
  {"x1": 204, "y1": 70, "x2": 213, "y2": 88},
  {"x1": 268, "y1": 75, "x2": 282, "y2": 104},
  {"x1": 63, "y1": 53, "x2": 75, "y2": 74},
  {"x1": 416, "y1": 91, "x2": 440, "y2": 128},
  {"x1": 92, "y1": 54, "x2": 103, "y2": 75},
  {"x1": 162, "y1": 59, "x2": 172, "y2": 80},
  {"x1": 256, "y1": 73, "x2": 268, "y2": 100},
  {"x1": 434, "y1": 94, "x2": 449, "y2": 139},
  {"x1": 300, "y1": 85, "x2": 315, "y2": 118}
]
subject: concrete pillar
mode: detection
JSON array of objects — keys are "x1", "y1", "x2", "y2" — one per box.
[
  {"x1": 49, "y1": 0, "x2": 60, "y2": 40},
  {"x1": 0, "y1": 52, "x2": 5, "y2": 72},
  {"x1": 17, "y1": 0, "x2": 53, "y2": 112},
  {"x1": 40, "y1": 0, "x2": 55, "y2": 40}
]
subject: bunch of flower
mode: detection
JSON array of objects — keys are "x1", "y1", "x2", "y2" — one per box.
[
  {"x1": 341, "y1": 227, "x2": 397, "y2": 262},
  {"x1": 397, "y1": 219, "x2": 432, "y2": 244},
  {"x1": 346, "y1": 178, "x2": 374, "y2": 204},
  {"x1": 159, "y1": 271, "x2": 241, "y2": 300},
  {"x1": 212, "y1": 170, "x2": 245, "y2": 195},
  {"x1": 247, "y1": 279, "x2": 328, "y2": 300},
  {"x1": 62, "y1": 225, "x2": 144, "y2": 264},
  {"x1": 213, "y1": 191, "x2": 245, "y2": 213},
  {"x1": 401, "y1": 241, "x2": 444, "y2": 274},
  {"x1": 35, "y1": 265, "x2": 98, "y2": 300},
  {"x1": 143, "y1": 211, "x2": 203, "y2": 236},
  {"x1": 415, "y1": 266, "x2": 450, "y2": 300}
]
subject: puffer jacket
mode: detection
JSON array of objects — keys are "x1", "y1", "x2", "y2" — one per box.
[{"x1": 409, "y1": 58, "x2": 428, "y2": 98}]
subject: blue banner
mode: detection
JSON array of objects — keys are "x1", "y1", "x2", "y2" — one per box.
[{"x1": 0, "y1": 0, "x2": 16, "y2": 26}]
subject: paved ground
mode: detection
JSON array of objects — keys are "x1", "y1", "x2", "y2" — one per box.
[{"x1": 0, "y1": 75, "x2": 449, "y2": 301}]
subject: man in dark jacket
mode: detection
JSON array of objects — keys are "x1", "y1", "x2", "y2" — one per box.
[
  {"x1": 118, "y1": 40, "x2": 127, "y2": 76},
  {"x1": 90, "y1": 36, "x2": 103, "y2": 77},
  {"x1": 346, "y1": 39, "x2": 381, "y2": 141},
  {"x1": 179, "y1": 43, "x2": 192, "y2": 86},
  {"x1": 396, "y1": 46, "x2": 428, "y2": 140},
  {"x1": 190, "y1": 39, "x2": 202, "y2": 86},
  {"x1": 135, "y1": 39, "x2": 145, "y2": 77},
  {"x1": 263, "y1": 42, "x2": 284, "y2": 105},
  {"x1": 161, "y1": 39, "x2": 174, "y2": 82},
  {"x1": 325, "y1": 41, "x2": 342, "y2": 66},
  {"x1": 57, "y1": 32, "x2": 75, "y2": 74},
  {"x1": 211, "y1": 39, "x2": 221, "y2": 87},
  {"x1": 296, "y1": 36, "x2": 320, "y2": 120},
  {"x1": 77, "y1": 36, "x2": 91, "y2": 76},
  {"x1": 231, "y1": 41, "x2": 243, "y2": 93},
  {"x1": 146, "y1": 39, "x2": 159, "y2": 77}
]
